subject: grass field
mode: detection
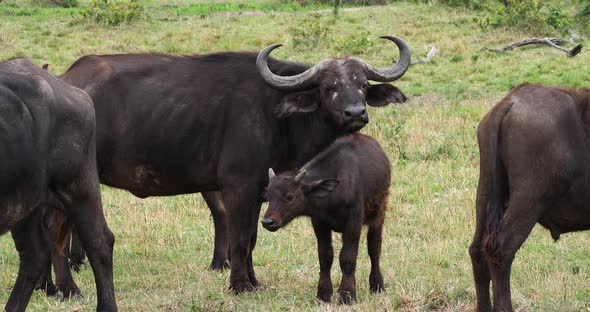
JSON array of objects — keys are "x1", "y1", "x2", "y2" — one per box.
[{"x1": 1, "y1": 0, "x2": 589, "y2": 311}]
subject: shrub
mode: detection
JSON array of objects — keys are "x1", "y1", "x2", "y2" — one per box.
[
  {"x1": 477, "y1": 0, "x2": 572, "y2": 34},
  {"x1": 37, "y1": 0, "x2": 79, "y2": 7},
  {"x1": 283, "y1": 0, "x2": 389, "y2": 6},
  {"x1": 288, "y1": 13, "x2": 334, "y2": 49},
  {"x1": 409, "y1": 0, "x2": 482, "y2": 9},
  {"x1": 84, "y1": 0, "x2": 144, "y2": 26},
  {"x1": 332, "y1": 31, "x2": 375, "y2": 55}
]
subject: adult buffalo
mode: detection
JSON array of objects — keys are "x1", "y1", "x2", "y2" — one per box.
[
  {"x1": 0, "y1": 58, "x2": 116, "y2": 311},
  {"x1": 57, "y1": 35, "x2": 410, "y2": 292},
  {"x1": 470, "y1": 83, "x2": 590, "y2": 311}
]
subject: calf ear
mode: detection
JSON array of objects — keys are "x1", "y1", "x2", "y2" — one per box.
[
  {"x1": 275, "y1": 90, "x2": 319, "y2": 118},
  {"x1": 303, "y1": 178, "x2": 339, "y2": 198},
  {"x1": 367, "y1": 83, "x2": 406, "y2": 107}
]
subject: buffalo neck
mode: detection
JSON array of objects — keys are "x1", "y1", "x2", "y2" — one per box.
[{"x1": 274, "y1": 111, "x2": 340, "y2": 173}]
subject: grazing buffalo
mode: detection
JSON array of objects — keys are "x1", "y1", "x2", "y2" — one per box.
[
  {"x1": 470, "y1": 83, "x2": 590, "y2": 311},
  {"x1": 54, "y1": 35, "x2": 409, "y2": 292},
  {"x1": 0, "y1": 58, "x2": 116, "y2": 311},
  {"x1": 262, "y1": 133, "x2": 390, "y2": 304}
]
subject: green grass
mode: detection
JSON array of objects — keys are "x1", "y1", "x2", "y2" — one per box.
[{"x1": 1, "y1": 0, "x2": 590, "y2": 311}]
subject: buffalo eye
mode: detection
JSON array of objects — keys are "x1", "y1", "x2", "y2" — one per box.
[{"x1": 284, "y1": 194, "x2": 295, "y2": 202}]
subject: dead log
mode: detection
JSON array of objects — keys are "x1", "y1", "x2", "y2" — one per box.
[{"x1": 484, "y1": 37, "x2": 582, "y2": 57}]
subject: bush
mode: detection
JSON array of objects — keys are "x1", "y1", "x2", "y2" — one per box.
[
  {"x1": 281, "y1": 0, "x2": 388, "y2": 6},
  {"x1": 477, "y1": 0, "x2": 572, "y2": 34},
  {"x1": 33, "y1": 0, "x2": 79, "y2": 7},
  {"x1": 288, "y1": 13, "x2": 334, "y2": 49},
  {"x1": 84, "y1": 0, "x2": 144, "y2": 26},
  {"x1": 409, "y1": 0, "x2": 482, "y2": 9},
  {"x1": 332, "y1": 31, "x2": 375, "y2": 55}
]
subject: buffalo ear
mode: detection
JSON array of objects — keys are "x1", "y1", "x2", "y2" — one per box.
[
  {"x1": 261, "y1": 187, "x2": 269, "y2": 202},
  {"x1": 303, "y1": 178, "x2": 339, "y2": 198},
  {"x1": 366, "y1": 83, "x2": 406, "y2": 107},
  {"x1": 275, "y1": 90, "x2": 319, "y2": 118}
]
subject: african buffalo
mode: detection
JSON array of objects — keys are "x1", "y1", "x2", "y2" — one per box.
[
  {"x1": 470, "y1": 83, "x2": 590, "y2": 311},
  {"x1": 0, "y1": 58, "x2": 116, "y2": 311},
  {"x1": 262, "y1": 133, "x2": 390, "y2": 304},
  {"x1": 55, "y1": 35, "x2": 409, "y2": 292}
]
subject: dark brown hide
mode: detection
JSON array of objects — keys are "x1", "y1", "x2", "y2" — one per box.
[
  {"x1": 54, "y1": 39, "x2": 408, "y2": 293},
  {"x1": 470, "y1": 83, "x2": 590, "y2": 312},
  {"x1": 0, "y1": 58, "x2": 116, "y2": 312},
  {"x1": 262, "y1": 134, "x2": 390, "y2": 304}
]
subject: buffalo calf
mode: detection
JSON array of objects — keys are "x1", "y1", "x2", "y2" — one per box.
[
  {"x1": 471, "y1": 83, "x2": 590, "y2": 311},
  {"x1": 262, "y1": 133, "x2": 390, "y2": 304},
  {"x1": 0, "y1": 59, "x2": 116, "y2": 311}
]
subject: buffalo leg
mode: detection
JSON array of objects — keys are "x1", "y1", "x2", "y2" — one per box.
[
  {"x1": 51, "y1": 246, "x2": 81, "y2": 300},
  {"x1": 66, "y1": 227, "x2": 87, "y2": 272},
  {"x1": 202, "y1": 191, "x2": 230, "y2": 271},
  {"x1": 367, "y1": 222, "x2": 384, "y2": 293},
  {"x1": 222, "y1": 184, "x2": 262, "y2": 293},
  {"x1": 6, "y1": 213, "x2": 49, "y2": 312},
  {"x1": 490, "y1": 192, "x2": 542, "y2": 312},
  {"x1": 35, "y1": 258, "x2": 57, "y2": 296},
  {"x1": 246, "y1": 204, "x2": 262, "y2": 288},
  {"x1": 338, "y1": 218, "x2": 362, "y2": 304},
  {"x1": 69, "y1": 191, "x2": 117, "y2": 311},
  {"x1": 470, "y1": 183, "x2": 492, "y2": 312},
  {"x1": 312, "y1": 220, "x2": 333, "y2": 303}
]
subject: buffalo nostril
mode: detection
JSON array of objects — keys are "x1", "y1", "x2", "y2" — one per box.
[
  {"x1": 344, "y1": 106, "x2": 365, "y2": 119},
  {"x1": 261, "y1": 218, "x2": 274, "y2": 226}
]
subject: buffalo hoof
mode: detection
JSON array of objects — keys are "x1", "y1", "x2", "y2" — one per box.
[
  {"x1": 369, "y1": 272, "x2": 384, "y2": 293},
  {"x1": 58, "y1": 286, "x2": 82, "y2": 301},
  {"x1": 210, "y1": 259, "x2": 231, "y2": 271},
  {"x1": 316, "y1": 285, "x2": 333, "y2": 303},
  {"x1": 338, "y1": 290, "x2": 356, "y2": 305},
  {"x1": 36, "y1": 282, "x2": 58, "y2": 297},
  {"x1": 315, "y1": 295, "x2": 331, "y2": 304},
  {"x1": 57, "y1": 289, "x2": 83, "y2": 302},
  {"x1": 229, "y1": 280, "x2": 255, "y2": 293},
  {"x1": 248, "y1": 274, "x2": 259, "y2": 287}
]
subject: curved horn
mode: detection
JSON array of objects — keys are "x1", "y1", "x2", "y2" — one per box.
[
  {"x1": 268, "y1": 168, "x2": 277, "y2": 180},
  {"x1": 256, "y1": 44, "x2": 320, "y2": 91},
  {"x1": 294, "y1": 170, "x2": 307, "y2": 183},
  {"x1": 364, "y1": 35, "x2": 411, "y2": 82}
]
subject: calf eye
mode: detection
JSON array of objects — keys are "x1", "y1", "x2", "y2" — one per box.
[{"x1": 284, "y1": 194, "x2": 294, "y2": 202}]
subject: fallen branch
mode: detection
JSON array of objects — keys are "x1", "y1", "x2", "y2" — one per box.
[
  {"x1": 484, "y1": 37, "x2": 582, "y2": 57},
  {"x1": 567, "y1": 29, "x2": 584, "y2": 43},
  {"x1": 411, "y1": 46, "x2": 439, "y2": 65}
]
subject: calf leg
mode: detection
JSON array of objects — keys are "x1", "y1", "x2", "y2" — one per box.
[
  {"x1": 6, "y1": 213, "x2": 49, "y2": 312},
  {"x1": 367, "y1": 222, "x2": 384, "y2": 293},
  {"x1": 202, "y1": 191, "x2": 230, "y2": 271},
  {"x1": 338, "y1": 219, "x2": 362, "y2": 305},
  {"x1": 312, "y1": 220, "x2": 334, "y2": 303},
  {"x1": 469, "y1": 187, "x2": 492, "y2": 312},
  {"x1": 489, "y1": 192, "x2": 544, "y2": 312}
]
